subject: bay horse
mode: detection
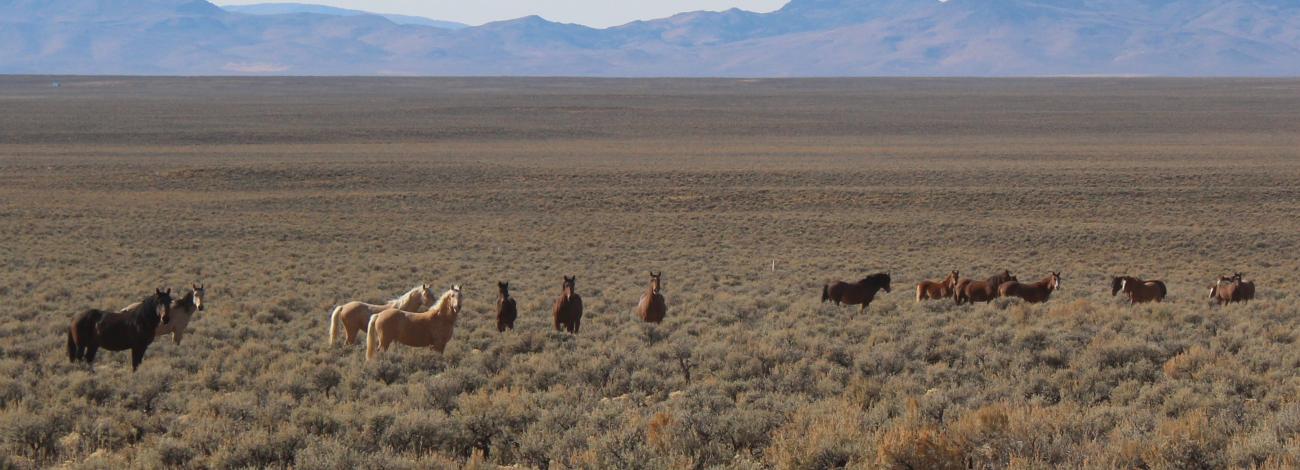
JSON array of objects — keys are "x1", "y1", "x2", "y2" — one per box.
[
  {"x1": 496, "y1": 281, "x2": 517, "y2": 332},
  {"x1": 1233, "y1": 272, "x2": 1256, "y2": 303},
  {"x1": 916, "y1": 271, "x2": 959, "y2": 302},
  {"x1": 636, "y1": 271, "x2": 667, "y2": 323},
  {"x1": 328, "y1": 284, "x2": 437, "y2": 346},
  {"x1": 122, "y1": 283, "x2": 206, "y2": 344},
  {"x1": 553, "y1": 275, "x2": 583, "y2": 333},
  {"x1": 955, "y1": 270, "x2": 1016, "y2": 305},
  {"x1": 1111, "y1": 276, "x2": 1166, "y2": 304},
  {"x1": 67, "y1": 288, "x2": 173, "y2": 371},
  {"x1": 822, "y1": 273, "x2": 892, "y2": 314},
  {"x1": 366, "y1": 285, "x2": 463, "y2": 360},
  {"x1": 999, "y1": 272, "x2": 1061, "y2": 304}
]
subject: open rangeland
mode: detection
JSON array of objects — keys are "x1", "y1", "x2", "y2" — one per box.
[{"x1": 1, "y1": 77, "x2": 1298, "y2": 468}]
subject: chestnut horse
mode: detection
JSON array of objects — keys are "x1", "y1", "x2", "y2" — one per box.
[
  {"x1": 123, "y1": 283, "x2": 206, "y2": 344},
  {"x1": 999, "y1": 272, "x2": 1061, "y2": 304},
  {"x1": 553, "y1": 276, "x2": 584, "y2": 333},
  {"x1": 955, "y1": 270, "x2": 1016, "y2": 305},
  {"x1": 366, "y1": 286, "x2": 462, "y2": 359},
  {"x1": 916, "y1": 271, "x2": 959, "y2": 302},
  {"x1": 822, "y1": 273, "x2": 892, "y2": 314},
  {"x1": 496, "y1": 281, "x2": 517, "y2": 332},
  {"x1": 636, "y1": 272, "x2": 667, "y2": 323},
  {"x1": 1111, "y1": 276, "x2": 1165, "y2": 304},
  {"x1": 328, "y1": 284, "x2": 437, "y2": 346},
  {"x1": 1210, "y1": 273, "x2": 1255, "y2": 305},
  {"x1": 68, "y1": 288, "x2": 173, "y2": 371}
]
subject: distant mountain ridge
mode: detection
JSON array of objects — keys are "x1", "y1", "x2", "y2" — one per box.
[
  {"x1": 1, "y1": 0, "x2": 1298, "y2": 76},
  {"x1": 222, "y1": 3, "x2": 468, "y2": 29}
]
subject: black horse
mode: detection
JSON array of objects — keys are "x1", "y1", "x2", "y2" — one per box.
[{"x1": 67, "y1": 288, "x2": 172, "y2": 371}]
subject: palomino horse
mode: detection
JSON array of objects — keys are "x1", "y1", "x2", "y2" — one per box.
[
  {"x1": 366, "y1": 285, "x2": 463, "y2": 359},
  {"x1": 1210, "y1": 273, "x2": 1255, "y2": 305},
  {"x1": 822, "y1": 273, "x2": 892, "y2": 313},
  {"x1": 956, "y1": 270, "x2": 1016, "y2": 305},
  {"x1": 328, "y1": 284, "x2": 436, "y2": 346},
  {"x1": 123, "y1": 283, "x2": 206, "y2": 344},
  {"x1": 1111, "y1": 276, "x2": 1165, "y2": 304},
  {"x1": 553, "y1": 276, "x2": 584, "y2": 333},
  {"x1": 916, "y1": 271, "x2": 959, "y2": 302},
  {"x1": 496, "y1": 281, "x2": 517, "y2": 332},
  {"x1": 68, "y1": 288, "x2": 173, "y2": 371},
  {"x1": 999, "y1": 272, "x2": 1061, "y2": 304},
  {"x1": 636, "y1": 271, "x2": 667, "y2": 323}
]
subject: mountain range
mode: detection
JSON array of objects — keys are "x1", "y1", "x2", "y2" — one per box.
[
  {"x1": 1, "y1": 0, "x2": 1298, "y2": 76},
  {"x1": 221, "y1": 3, "x2": 468, "y2": 30}
]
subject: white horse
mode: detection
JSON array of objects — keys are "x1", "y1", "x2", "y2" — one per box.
[
  {"x1": 367, "y1": 285, "x2": 462, "y2": 360},
  {"x1": 328, "y1": 284, "x2": 437, "y2": 346}
]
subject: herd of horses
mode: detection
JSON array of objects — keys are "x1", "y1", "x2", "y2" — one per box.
[
  {"x1": 65, "y1": 269, "x2": 1258, "y2": 372},
  {"x1": 822, "y1": 269, "x2": 1257, "y2": 311}
]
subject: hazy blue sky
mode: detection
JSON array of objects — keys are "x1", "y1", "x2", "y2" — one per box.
[{"x1": 215, "y1": 1, "x2": 791, "y2": 28}]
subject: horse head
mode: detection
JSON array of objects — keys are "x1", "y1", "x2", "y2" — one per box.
[
  {"x1": 448, "y1": 285, "x2": 463, "y2": 313},
  {"x1": 562, "y1": 276, "x2": 576, "y2": 300},
  {"x1": 1109, "y1": 276, "x2": 1123, "y2": 296},
  {"x1": 649, "y1": 271, "x2": 661, "y2": 294},
  {"x1": 498, "y1": 281, "x2": 510, "y2": 299},
  {"x1": 155, "y1": 288, "x2": 174, "y2": 324},
  {"x1": 191, "y1": 282, "x2": 206, "y2": 311},
  {"x1": 875, "y1": 272, "x2": 892, "y2": 293},
  {"x1": 1050, "y1": 272, "x2": 1061, "y2": 291}
]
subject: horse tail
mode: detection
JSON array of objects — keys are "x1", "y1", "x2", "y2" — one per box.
[
  {"x1": 327, "y1": 305, "x2": 342, "y2": 346},
  {"x1": 67, "y1": 328, "x2": 79, "y2": 362},
  {"x1": 1157, "y1": 282, "x2": 1167, "y2": 301},
  {"x1": 821, "y1": 284, "x2": 829, "y2": 303},
  {"x1": 365, "y1": 314, "x2": 378, "y2": 361}
]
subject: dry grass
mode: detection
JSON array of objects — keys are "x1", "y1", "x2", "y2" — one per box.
[{"x1": 1, "y1": 77, "x2": 1298, "y2": 468}]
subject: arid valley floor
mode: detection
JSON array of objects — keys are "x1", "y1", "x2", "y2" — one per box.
[{"x1": 1, "y1": 77, "x2": 1299, "y2": 468}]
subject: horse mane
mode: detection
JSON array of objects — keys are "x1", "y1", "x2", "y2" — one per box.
[
  {"x1": 129, "y1": 293, "x2": 163, "y2": 320},
  {"x1": 427, "y1": 289, "x2": 459, "y2": 318},
  {"x1": 174, "y1": 290, "x2": 196, "y2": 308},
  {"x1": 387, "y1": 285, "x2": 424, "y2": 308},
  {"x1": 860, "y1": 273, "x2": 890, "y2": 284}
]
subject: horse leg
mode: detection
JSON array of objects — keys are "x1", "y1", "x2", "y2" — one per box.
[
  {"x1": 85, "y1": 346, "x2": 98, "y2": 369},
  {"x1": 131, "y1": 346, "x2": 146, "y2": 372},
  {"x1": 173, "y1": 331, "x2": 184, "y2": 345}
]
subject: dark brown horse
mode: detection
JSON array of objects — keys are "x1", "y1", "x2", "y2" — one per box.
[
  {"x1": 822, "y1": 273, "x2": 892, "y2": 314},
  {"x1": 955, "y1": 270, "x2": 1016, "y2": 305},
  {"x1": 496, "y1": 281, "x2": 517, "y2": 332},
  {"x1": 67, "y1": 288, "x2": 173, "y2": 371},
  {"x1": 916, "y1": 270, "x2": 959, "y2": 302},
  {"x1": 999, "y1": 272, "x2": 1061, "y2": 304},
  {"x1": 1111, "y1": 276, "x2": 1166, "y2": 304},
  {"x1": 636, "y1": 271, "x2": 667, "y2": 323},
  {"x1": 552, "y1": 276, "x2": 583, "y2": 333}
]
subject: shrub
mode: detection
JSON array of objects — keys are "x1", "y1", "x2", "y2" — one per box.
[{"x1": 766, "y1": 399, "x2": 871, "y2": 470}]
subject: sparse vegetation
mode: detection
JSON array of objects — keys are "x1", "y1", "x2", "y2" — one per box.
[{"x1": 0, "y1": 77, "x2": 1298, "y2": 468}]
